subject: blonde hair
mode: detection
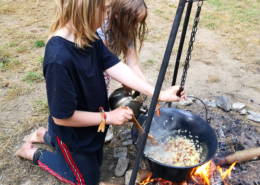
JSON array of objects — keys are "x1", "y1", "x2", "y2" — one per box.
[
  {"x1": 47, "y1": 0, "x2": 105, "y2": 48},
  {"x1": 106, "y1": 0, "x2": 148, "y2": 59}
]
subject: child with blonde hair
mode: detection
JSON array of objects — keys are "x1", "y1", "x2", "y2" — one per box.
[{"x1": 15, "y1": 0, "x2": 186, "y2": 184}]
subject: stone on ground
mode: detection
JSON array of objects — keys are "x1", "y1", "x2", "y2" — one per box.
[
  {"x1": 232, "y1": 102, "x2": 246, "y2": 112},
  {"x1": 118, "y1": 129, "x2": 131, "y2": 141},
  {"x1": 110, "y1": 138, "x2": 121, "y2": 148},
  {"x1": 124, "y1": 169, "x2": 150, "y2": 185},
  {"x1": 217, "y1": 96, "x2": 231, "y2": 111},
  {"x1": 105, "y1": 125, "x2": 114, "y2": 143},
  {"x1": 114, "y1": 157, "x2": 129, "y2": 177},
  {"x1": 178, "y1": 98, "x2": 193, "y2": 106},
  {"x1": 247, "y1": 110, "x2": 260, "y2": 123},
  {"x1": 122, "y1": 139, "x2": 132, "y2": 146},
  {"x1": 208, "y1": 100, "x2": 217, "y2": 108},
  {"x1": 239, "y1": 108, "x2": 247, "y2": 115},
  {"x1": 114, "y1": 147, "x2": 127, "y2": 159}
]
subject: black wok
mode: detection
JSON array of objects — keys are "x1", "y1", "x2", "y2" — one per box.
[{"x1": 131, "y1": 108, "x2": 218, "y2": 182}]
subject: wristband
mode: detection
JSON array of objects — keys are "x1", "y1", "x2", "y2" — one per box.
[{"x1": 97, "y1": 107, "x2": 106, "y2": 133}]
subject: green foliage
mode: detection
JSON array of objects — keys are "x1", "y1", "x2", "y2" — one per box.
[
  {"x1": 16, "y1": 46, "x2": 27, "y2": 53},
  {"x1": 148, "y1": 59, "x2": 154, "y2": 64},
  {"x1": 33, "y1": 99, "x2": 49, "y2": 114},
  {"x1": 34, "y1": 40, "x2": 45, "y2": 48},
  {"x1": 154, "y1": 9, "x2": 163, "y2": 15},
  {"x1": 0, "y1": 58, "x2": 10, "y2": 72},
  {"x1": 9, "y1": 42, "x2": 19, "y2": 47},
  {"x1": 169, "y1": 3, "x2": 175, "y2": 8},
  {"x1": 23, "y1": 71, "x2": 44, "y2": 84},
  {"x1": 36, "y1": 56, "x2": 44, "y2": 63},
  {"x1": 12, "y1": 59, "x2": 20, "y2": 65}
]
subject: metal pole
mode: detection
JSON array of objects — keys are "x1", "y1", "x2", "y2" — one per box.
[
  {"x1": 168, "y1": 1, "x2": 193, "y2": 108},
  {"x1": 129, "y1": 0, "x2": 187, "y2": 184}
]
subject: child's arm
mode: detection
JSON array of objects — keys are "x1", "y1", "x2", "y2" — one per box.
[
  {"x1": 53, "y1": 106, "x2": 133, "y2": 127},
  {"x1": 126, "y1": 48, "x2": 147, "y2": 82},
  {"x1": 106, "y1": 62, "x2": 186, "y2": 102}
]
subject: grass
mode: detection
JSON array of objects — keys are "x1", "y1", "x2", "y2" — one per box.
[
  {"x1": 34, "y1": 40, "x2": 45, "y2": 48},
  {"x1": 36, "y1": 56, "x2": 44, "y2": 63},
  {"x1": 148, "y1": 59, "x2": 155, "y2": 64},
  {"x1": 33, "y1": 99, "x2": 49, "y2": 114},
  {"x1": 23, "y1": 71, "x2": 44, "y2": 84},
  {"x1": 0, "y1": 58, "x2": 21, "y2": 72},
  {"x1": 207, "y1": 75, "x2": 220, "y2": 83},
  {"x1": 15, "y1": 46, "x2": 27, "y2": 53},
  {"x1": 0, "y1": 58, "x2": 10, "y2": 72}
]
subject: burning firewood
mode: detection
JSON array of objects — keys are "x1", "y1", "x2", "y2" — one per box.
[
  {"x1": 217, "y1": 147, "x2": 260, "y2": 166},
  {"x1": 209, "y1": 162, "x2": 225, "y2": 185}
]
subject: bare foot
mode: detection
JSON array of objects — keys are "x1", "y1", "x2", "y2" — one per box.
[
  {"x1": 15, "y1": 142, "x2": 38, "y2": 160},
  {"x1": 23, "y1": 127, "x2": 47, "y2": 143}
]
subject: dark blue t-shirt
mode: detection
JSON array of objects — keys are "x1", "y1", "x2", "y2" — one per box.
[{"x1": 43, "y1": 36, "x2": 120, "y2": 153}]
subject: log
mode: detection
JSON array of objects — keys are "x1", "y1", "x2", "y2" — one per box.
[
  {"x1": 99, "y1": 183, "x2": 123, "y2": 185},
  {"x1": 209, "y1": 162, "x2": 224, "y2": 185},
  {"x1": 218, "y1": 147, "x2": 260, "y2": 166}
]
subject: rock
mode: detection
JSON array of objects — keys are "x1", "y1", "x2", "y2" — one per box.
[
  {"x1": 178, "y1": 98, "x2": 193, "y2": 106},
  {"x1": 217, "y1": 96, "x2": 231, "y2": 111},
  {"x1": 232, "y1": 102, "x2": 246, "y2": 111},
  {"x1": 122, "y1": 139, "x2": 132, "y2": 146},
  {"x1": 188, "y1": 94, "x2": 196, "y2": 102},
  {"x1": 125, "y1": 169, "x2": 150, "y2": 185},
  {"x1": 114, "y1": 147, "x2": 127, "y2": 159},
  {"x1": 196, "y1": 99, "x2": 209, "y2": 107},
  {"x1": 239, "y1": 108, "x2": 247, "y2": 115},
  {"x1": 247, "y1": 115, "x2": 260, "y2": 123},
  {"x1": 217, "y1": 127, "x2": 225, "y2": 140},
  {"x1": 208, "y1": 100, "x2": 217, "y2": 108},
  {"x1": 118, "y1": 129, "x2": 131, "y2": 141},
  {"x1": 105, "y1": 125, "x2": 114, "y2": 143},
  {"x1": 125, "y1": 170, "x2": 132, "y2": 185},
  {"x1": 114, "y1": 157, "x2": 129, "y2": 177},
  {"x1": 247, "y1": 110, "x2": 260, "y2": 123},
  {"x1": 110, "y1": 138, "x2": 121, "y2": 148}
]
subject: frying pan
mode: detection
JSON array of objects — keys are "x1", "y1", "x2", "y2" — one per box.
[{"x1": 131, "y1": 108, "x2": 218, "y2": 182}]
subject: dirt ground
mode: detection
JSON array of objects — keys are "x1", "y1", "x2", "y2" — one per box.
[{"x1": 0, "y1": 0, "x2": 260, "y2": 184}]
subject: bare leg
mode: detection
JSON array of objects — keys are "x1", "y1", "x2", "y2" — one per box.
[
  {"x1": 15, "y1": 142, "x2": 37, "y2": 160},
  {"x1": 23, "y1": 127, "x2": 47, "y2": 143}
]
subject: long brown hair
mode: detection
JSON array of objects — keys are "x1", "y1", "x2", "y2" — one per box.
[
  {"x1": 105, "y1": 0, "x2": 148, "y2": 59},
  {"x1": 47, "y1": 0, "x2": 105, "y2": 48}
]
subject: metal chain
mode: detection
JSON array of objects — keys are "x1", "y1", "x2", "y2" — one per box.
[{"x1": 180, "y1": 0, "x2": 203, "y2": 88}]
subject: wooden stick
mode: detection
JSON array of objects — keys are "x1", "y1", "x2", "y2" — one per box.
[
  {"x1": 122, "y1": 106, "x2": 158, "y2": 145},
  {"x1": 209, "y1": 161, "x2": 224, "y2": 185},
  {"x1": 218, "y1": 147, "x2": 260, "y2": 166}
]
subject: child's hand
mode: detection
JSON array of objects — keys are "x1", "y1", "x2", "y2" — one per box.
[
  {"x1": 106, "y1": 107, "x2": 133, "y2": 125},
  {"x1": 160, "y1": 86, "x2": 187, "y2": 102}
]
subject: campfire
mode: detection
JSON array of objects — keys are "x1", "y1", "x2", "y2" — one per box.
[{"x1": 138, "y1": 160, "x2": 236, "y2": 185}]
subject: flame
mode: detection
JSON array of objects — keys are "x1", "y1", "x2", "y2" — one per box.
[
  {"x1": 192, "y1": 161, "x2": 211, "y2": 185},
  {"x1": 217, "y1": 162, "x2": 237, "y2": 180},
  {"x1": 139, "y1": 161, "x2": 237, "y2": 185}
]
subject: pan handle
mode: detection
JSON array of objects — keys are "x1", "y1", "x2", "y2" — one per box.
[
  {"x1": 186, "y1": 95, "x2": 211, "y2": 124},
  {"x1": 156, "y1": 96, "x2": 211, "y2": 124}
]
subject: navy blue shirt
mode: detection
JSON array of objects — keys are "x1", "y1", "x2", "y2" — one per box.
[{"x1": 43, "y1": 36, "x2": 120, "y2": 153}]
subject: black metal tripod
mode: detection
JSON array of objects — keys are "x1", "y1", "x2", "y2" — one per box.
[{"x1": 129, "y1": 0, "x2": 205, "y2": 184}]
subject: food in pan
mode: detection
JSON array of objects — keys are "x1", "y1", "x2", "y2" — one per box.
[{"x1": 144, "y1": 134, "x2": 203, "y2": 167}]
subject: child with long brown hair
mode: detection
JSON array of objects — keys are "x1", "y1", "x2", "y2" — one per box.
[
  {"x1": 97, "y1": 0, "x2": 148, "y2": 95},
  {"x1": 15, "y1": 0, "x2": 186, "y2": 184},
  {"x1": 97, "y1": 0, "x2": 148, "y2": 142}
]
